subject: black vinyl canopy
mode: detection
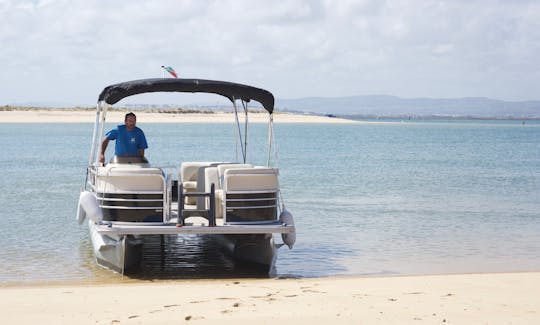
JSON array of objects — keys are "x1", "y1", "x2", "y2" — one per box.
[{"x1": 98, "y1": 78, "x2": 275, "y2": 114}]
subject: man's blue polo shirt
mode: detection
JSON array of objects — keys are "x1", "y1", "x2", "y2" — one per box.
[{"x1": 106, "y1": 125, "x2": 148, "y2": 156}]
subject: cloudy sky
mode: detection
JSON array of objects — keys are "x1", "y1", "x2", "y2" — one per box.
[{"x1": 1, "y1": 0, "x2": 539, "y2": 106}]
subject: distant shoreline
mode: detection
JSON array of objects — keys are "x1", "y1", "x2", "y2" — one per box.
[
  {"x1": 342, "y1": 114, "x2": 540, "y2": 121},
  {"x1": 0, "y1": 108, "x2": 358, "y2": 124},
  {"x1": 1, "y1": 106, "x2": 537, "y2": 121}
]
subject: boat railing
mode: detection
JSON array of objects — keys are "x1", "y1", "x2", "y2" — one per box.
[{"x1": 223, "y1": 190, "x2": 279, "y2": 224}]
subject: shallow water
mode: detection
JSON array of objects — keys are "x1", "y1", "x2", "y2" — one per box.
[{"x1": 0, "y1": 120, "x2": 539, "y2": 284}]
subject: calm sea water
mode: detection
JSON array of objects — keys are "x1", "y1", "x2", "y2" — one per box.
[{"x1": 0, "y1": 120, "x2": 539, "y2": 284}]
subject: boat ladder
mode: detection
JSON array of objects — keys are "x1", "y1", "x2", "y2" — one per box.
[{"x1": 177, "y1": 183, "x2": 216, "y2": 226}]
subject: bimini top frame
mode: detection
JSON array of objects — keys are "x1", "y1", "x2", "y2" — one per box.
[{"x1": 89, "y1": 78, "x2": 277, "y2": 166}]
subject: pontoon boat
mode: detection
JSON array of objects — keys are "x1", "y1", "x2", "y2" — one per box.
[{"x1": 77, "y1": 78, "x2": 295, "y2": 274}]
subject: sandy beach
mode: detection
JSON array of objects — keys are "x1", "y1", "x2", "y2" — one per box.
[
  {"x1": 0, "y1": 109, "x2": 358, "y2": 124},
  {"x1": 1, "y1": 272, "x2": 538, "y2": 324}
]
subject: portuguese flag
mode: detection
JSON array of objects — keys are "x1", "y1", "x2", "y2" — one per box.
[{"x1": 161, "y1": 65, "x2": 178, "y2": 78}]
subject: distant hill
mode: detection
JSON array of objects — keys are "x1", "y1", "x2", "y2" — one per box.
[
  {"x1": 6, "y1": 95, "x2": 540, "y2": 118},
  {"x1": 276, "y1": 95, "x2": 540, "y2": 118}
]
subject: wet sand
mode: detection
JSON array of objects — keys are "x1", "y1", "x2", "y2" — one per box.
[{"x1": 1, "y1": 272, "x2": 538, "y2": 324}]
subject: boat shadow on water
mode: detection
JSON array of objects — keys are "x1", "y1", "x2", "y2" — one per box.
[{"x1": 89, "y1": 234, "x2": 275, "y2": 280}]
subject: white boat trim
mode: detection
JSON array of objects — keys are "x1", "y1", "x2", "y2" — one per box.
[{"x1": 94, "y1": 222, "x2": 295, "y2": 236}]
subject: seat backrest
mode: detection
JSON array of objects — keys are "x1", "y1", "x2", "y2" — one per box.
[
  {"x1": 180, "y1": 162, "x2": 214, "y2": 182},
  {"x1": 197, "y1": 163, "x2": 252, "y2": 210},
  {"x1": 204, "y1": 167, "x2": 219, "y2": 192},
  {"x1": 223, "y1": 167, "x2": 278, "y2": 192},
  {"x1": 96, "y1": 165, "x2": 165, "y2": 192},
  {"x1": 196, "y1": 167, "x2": 220, "y2": 210},
  {"x1": 216, "y1": 164, "x2": 253, "y2": 188},
  {"x1": 193, "y1": 162, "x2": 227, "y2": 209},
  {"x1": 216, "y1": 164, "x2": 253, "y2": 178}
]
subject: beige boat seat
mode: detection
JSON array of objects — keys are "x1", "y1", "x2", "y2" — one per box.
[
  {"x1": 94, "y1": 165, "x2": 167, "y2": 222},
  {"x1": 223, "y1": 167, "x2": 279, "y2": 192},
  {"x1": 216, "y1": 164, "x2": 254, "y2": 189},
  {"x1": 180, "y1": 162, "x2": 219, "y2": 204},
  {"x1": 197, "y1": 163, "x2": 253, "y2": 213},
  {"x1": 96, "y1": 164, "x2": 165, "y2": 192},
  {"x1": 218, "y1": 167, "x2": 279, "y2": 223}
]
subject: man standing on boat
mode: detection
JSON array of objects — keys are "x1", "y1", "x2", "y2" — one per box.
[{"x1": 99, "y1": 112, "x2": 148, "y2": 163}]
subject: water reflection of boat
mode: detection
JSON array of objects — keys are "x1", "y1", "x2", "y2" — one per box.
[{"x1": 77, "y1": 78, "x2": 296, "y2": 274}]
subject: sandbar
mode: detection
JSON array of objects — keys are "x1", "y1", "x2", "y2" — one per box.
[{"x1": 0, "y1": 109, "x2": 358, "y2": 124}]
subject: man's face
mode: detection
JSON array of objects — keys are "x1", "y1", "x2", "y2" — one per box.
[{"x1": 125, "y1": 116, "x2": 136, "y2": 130}]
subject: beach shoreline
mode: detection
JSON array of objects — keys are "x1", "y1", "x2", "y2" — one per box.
[
  {"x1": 0, "y1": 109, "x2": 358, "y2": 124},
  {"x1": 1, "y1": 272, "x2": 538, "y2": 324}
]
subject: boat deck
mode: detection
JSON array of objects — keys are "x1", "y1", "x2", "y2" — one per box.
[{"x1": 94, "y1": 220, "x2": 294, "y2": 236}]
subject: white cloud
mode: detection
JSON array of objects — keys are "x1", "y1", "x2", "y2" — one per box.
[{"x1": 0, "y1": 0, "x2": 539, "y2": 105}]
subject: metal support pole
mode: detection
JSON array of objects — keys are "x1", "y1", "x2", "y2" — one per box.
[
  {"x1": 209, "y1": 183, "x2": 216, "y2": 226},
  {"x1": 177, "y1": 183, "x2": 184, "y2": 226}
]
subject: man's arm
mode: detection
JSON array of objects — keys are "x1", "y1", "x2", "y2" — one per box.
[
  {"x1": 138, "y1": 129, "x2": 147, "y2": 158},
  {"x1": 99, "y1": 138, "x2": 109, "y2": 163}
]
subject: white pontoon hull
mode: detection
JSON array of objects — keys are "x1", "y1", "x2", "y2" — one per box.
[
  {"x1": 87, "y1": 219, "x2": 290, "y2": 273},
  {"x1": 88, "y1": 221, "x2": 143, "y2": 273}
]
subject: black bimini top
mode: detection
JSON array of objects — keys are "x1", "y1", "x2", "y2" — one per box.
[{"x1": 98, "y1": 78, "x2": 275, "y2": 114}]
